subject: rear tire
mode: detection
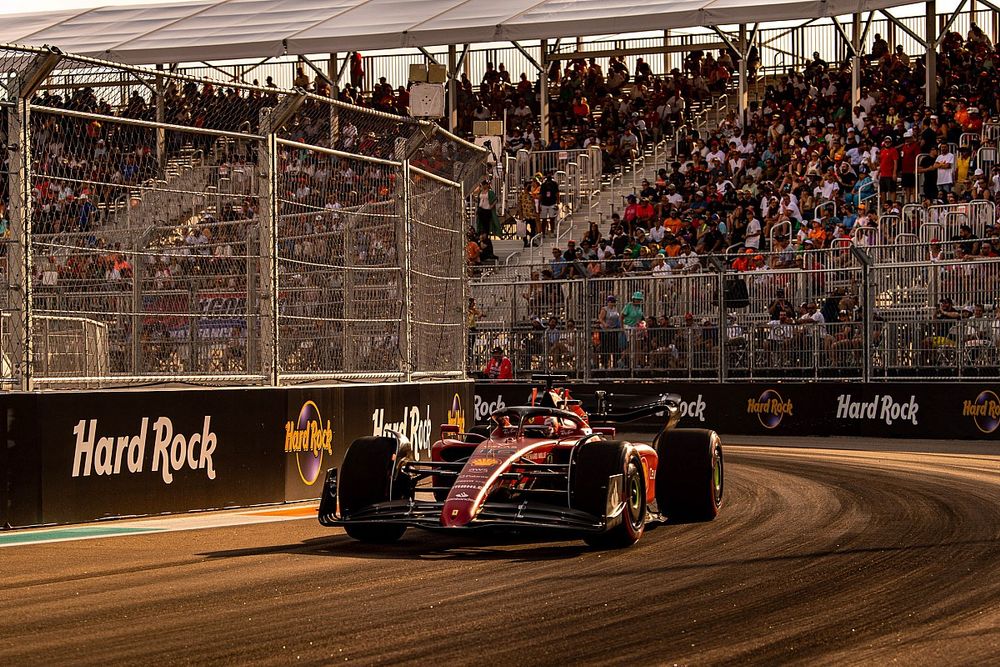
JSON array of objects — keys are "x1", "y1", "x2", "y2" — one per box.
[
  {"x1": 339, "y1": 436, "x2": 408, "y2": 543},
  {"x1": 570, "y1": 440, "x2": 646, "y2": 548},
  {"x1": 655, "y1": 428, "x2": 723, "y2": 522}
]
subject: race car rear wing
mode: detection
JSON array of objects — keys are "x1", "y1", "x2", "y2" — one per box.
[{"x1": 587, "y1": 391, "x2": 681, "y2": 429}]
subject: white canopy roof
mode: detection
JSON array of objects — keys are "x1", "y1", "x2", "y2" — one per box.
[{"x1": 1, "y1": 0, "x2": 912, "y2": 65}]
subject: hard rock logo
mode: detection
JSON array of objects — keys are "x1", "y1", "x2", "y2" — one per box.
[
  {"x1": 746, "y1": 389, "x2": 794, "y2": 429},
  {"x1": 285, "y1": 400, "x2": 334, "y2": 485},
  {"x1": 963, "y1": 389, "x2": 1000, "y2": 434}
]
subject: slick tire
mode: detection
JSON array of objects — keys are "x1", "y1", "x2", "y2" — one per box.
[
  {"x1": 339, "y1": 436, "x2": 407, "y2": 543},
  {"x1": 570, "y1": 440, "x2": 646, "y2": 548},
  {"x1": 656, "y1": 428, "x2": 723, "y2": 522}
]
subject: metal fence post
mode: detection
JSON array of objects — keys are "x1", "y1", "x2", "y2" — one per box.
[
  {"x1": 6, "y1": 51, "x2": 61, "y2": 390},
  {"x1": 258, "y1": 133, "x2": 279, "y2": 385},
  {"x1": 852, "y1": 245, "x2": 874, "y2": 383},
  {"x1": 401, "y1": 160, "x2": 414, "y2": 382},
  {"x1": 6, "y1": 95, "x2": 33, "y2": 391}
]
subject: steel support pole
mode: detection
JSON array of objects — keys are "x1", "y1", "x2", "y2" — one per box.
[
  {"x1": 448, "y1": 44, "x2": 458, "y2": 133},
  {"x1": 852, "y1": 13, "x2": 862, "y2": 110},
  {"x1": 259, "y1": 134, "x2": 279, "y2": 385},
  {"x1": 400, "y1": 161, "x2": 413, "y2": 381},
  {"x1": 328, "y1": 53, "x2": 339, "y2": 94},
  {"x1": 738, "y1": 24, "x2": 748, "y2": 126},
  {"x1": 540, "y1": 39, "x2": 550, "y2": 146},
  {"x1": 155, "y1": 65, "x2": 166, "y2": 178},
  {"x1": 926, "y1": 0, "x2": 938, "y2": 107}
]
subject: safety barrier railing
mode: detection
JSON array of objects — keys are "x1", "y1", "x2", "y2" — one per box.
[{"x1": 470, "y1": 254, "x2": 1000, "y2": 382}]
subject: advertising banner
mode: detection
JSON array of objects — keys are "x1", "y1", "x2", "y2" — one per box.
[
  {"x1": 283, "y1": 381, "x2": 472, "y2": 502},
  {"x1": 474, "y1": 381, "x2": 1000, "y2": 441},
  {"x1": 37, "y1": 388, "x2": 286, "y2": 524}
]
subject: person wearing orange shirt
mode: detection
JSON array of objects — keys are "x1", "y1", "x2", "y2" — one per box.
[{"x1": 807, "y1": 219, "x2": 828, "y2": 248}]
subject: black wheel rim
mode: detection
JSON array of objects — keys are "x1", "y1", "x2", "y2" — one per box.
[
  {"x1": 626, "y1": 460, "x2": 645, "y2": 530},
  {"x1": 712, "y1": 444, "x2": 724, "y2": 507}
]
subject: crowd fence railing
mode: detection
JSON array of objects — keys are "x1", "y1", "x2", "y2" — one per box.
[{"x1": 470, "y1": 253, "x2": 1000, "y2": 382}]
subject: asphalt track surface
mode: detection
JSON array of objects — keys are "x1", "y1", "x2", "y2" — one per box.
[{"x1": 2, "y1": 437, "x2": 999, "y2": 665}]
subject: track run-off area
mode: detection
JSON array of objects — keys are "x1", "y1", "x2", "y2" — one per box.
[{"x1": 2, "y1": 437, "x2": 998, "y2": 665}]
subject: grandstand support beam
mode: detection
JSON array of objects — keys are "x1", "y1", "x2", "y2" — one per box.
[
  {"x1": 155, "y1": 65, "x2": 166, "y2": 178},
  {"x1": 540, "y1": 39, "x2": 550, "y2": 145},
  {"x1": 417, "y1": 47, "x2": 441, "y2": 67},
  {"x1": 926, "y1": 1, "x2": 938, "y2": 107},
  {"x1": 326, "y1": 51, "x2": 340, "y2": 92},
  {"x1": 738, "y1": 25, "x2": 748, "y2": 126},
  {"x1": 448, "y1": 44, "x2": 458, "y2": 132},
  {"x1": 879, "y1": 10, "x2": 928, "y2": 48},
  {"x1": 852, "y1": 13, "x2": 862, "y2": 110},
  {"x1": 511, "y1": 42, "x2": 542, "y2": 73},
  {"x1": 545, "y1": 41, "x2": 727, "y2": 62},
  {"x1": 298, "y1": 54, "x2": 333, "y2": 90}
]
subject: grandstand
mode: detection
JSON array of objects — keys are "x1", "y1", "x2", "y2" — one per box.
[{"x1": 5, "y1": 1, "x2": 1000, "y2": 387}]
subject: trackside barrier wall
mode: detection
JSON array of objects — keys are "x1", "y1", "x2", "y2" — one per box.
[
  {"x1": 0, "y1": 381, "x2": 471, "y2": 528},
  {"x1": 473, "y1": 381, "x2": 1000, "y2": 441}
]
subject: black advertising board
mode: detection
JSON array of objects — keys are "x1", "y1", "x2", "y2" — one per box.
[
  {"x1": 2, "y1": 380, "x2": 473, "y2": 527},
  {"x1": 36, "y1": 388, "x2": 286, "y2": 524},
  {"x1": 0, "y1": 394, "x2": 42, "y2": 527},
  {"x1": 473, "y1": 381, "x2": 1000, "y2": 441},
  {"x1": 283, "y1": 381, "x2": 473, "y2": 502}
]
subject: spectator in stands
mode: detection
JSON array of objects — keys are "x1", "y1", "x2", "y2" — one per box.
[
  {"x1": 538, "y1": 173, "x2": 560, "y2": 236},
  {"x1": 484, "y1": 346, "x2": 513, "y2": 379},
  {"x1": 473, "y1": 178, "x2": 500, "y2": 237}
]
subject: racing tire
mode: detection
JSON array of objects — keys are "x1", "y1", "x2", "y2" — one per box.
[
  {"x1": 570, "y1": 440, "x2": 646, "y2": 548},
  {"x1": 339, "y1": 436, "x2": 408, "y2": 543},
  {"x1": 655, "y1": 428, "x2": 723, "y2": 522}
]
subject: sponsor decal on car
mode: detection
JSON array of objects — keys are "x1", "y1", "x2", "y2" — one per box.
[
  {"x1": 835, "y1": 393, "x2": 919, "y2": 426},
  {"x1": 470, "y1": 457, "x2": 499, "y2": 467},
  {"x1": 285, "y1": 400, "x2": 334, "y2": 485},
  {"x1": 962, "y1": 389, "x2": 1000, "y2": 433},
  {"x1": 447, "y1": 394, "x2": 466, "y2": 433},
  {"x1": 372, "y1": 405, "x2": 432, "y2": 459},
  {"x1": 746, "y1": 389, "x2": 794, "y2": 429},
  {"x1": 71, "y1": 416, "x2": 217, "y2": 484}
]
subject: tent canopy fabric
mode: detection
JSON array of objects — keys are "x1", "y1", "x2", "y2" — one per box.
[{"x1": 1, "y1": 0, "x2": 912, "y2": 65}]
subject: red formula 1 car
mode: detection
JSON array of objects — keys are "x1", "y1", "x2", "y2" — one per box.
[{"x1": 318, "y1": 385, "x2": 723, "y2": 548}]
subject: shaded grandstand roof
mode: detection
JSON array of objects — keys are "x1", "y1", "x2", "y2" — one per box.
[{"x1": 2, "y1": 0, "x2": 913, "y2": 65}]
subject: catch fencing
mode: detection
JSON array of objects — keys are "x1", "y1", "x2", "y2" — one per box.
[
  {"x1": 1, "y1": 43, "x2": 487, "y2": 390},
  {"x1": 470, "y1": 250, "x2": 1000, "y2": 382}
]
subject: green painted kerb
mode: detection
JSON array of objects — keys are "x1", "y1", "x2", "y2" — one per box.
[{"x1": 0, "y1": 526, "x2": 163, "y2": 546}]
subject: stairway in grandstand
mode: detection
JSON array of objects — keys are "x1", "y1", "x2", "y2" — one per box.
[
  {"x1": 98, "y1": 141, "x2": 243, "y2": 249},
  {"x1": 472, "y1": 90, "x2": 735, "y2": 326}
]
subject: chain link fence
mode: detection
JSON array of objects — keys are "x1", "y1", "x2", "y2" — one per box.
[{"x1": 1, "y1": 43, "x2": 486, "y2": 389}]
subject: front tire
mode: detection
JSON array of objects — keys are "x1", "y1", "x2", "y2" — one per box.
[
  {"x1": 570, "y1": 440, "x2": 646, "y2": 548},
  {"x1": 339, "y1": 436, "x2": 408, "y2": 543},
  {"x1": 656, "y1": 428, "x2": 723, "y2": 521}
]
